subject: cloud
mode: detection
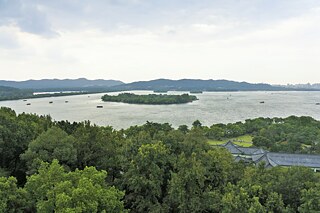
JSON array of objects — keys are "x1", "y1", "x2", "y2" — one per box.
[
  {"x1": 0, "y1": 0, "x2": 320, "y2": 83},
  {"x1": 0, "y1": 0, "x2": 57, "y2": 37},
  {"x1": 1, "y1": 0, "x2": 319, "y2": 36},
  {"x1": 0, "y1": 26, "x2": 20, "y2": 49}
]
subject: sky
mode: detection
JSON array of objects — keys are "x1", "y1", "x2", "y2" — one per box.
[{"x1": 0, "y1": 0, "x2": 320, "y2": 84}]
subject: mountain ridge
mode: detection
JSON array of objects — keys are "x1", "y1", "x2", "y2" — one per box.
[
  {"x1": 110, "y1": 78, "x2": 290, "y2": 91},
  {"x1": 0, "y1": 78, "x2": 124, "y2": 90},
  {"x1": 1, "y1": 78, "x2": 319, "y2": 92}
]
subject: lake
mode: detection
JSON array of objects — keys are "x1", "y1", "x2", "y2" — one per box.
[{"x1": 1, "y1": 91, "x2": 320, "y2": 129}]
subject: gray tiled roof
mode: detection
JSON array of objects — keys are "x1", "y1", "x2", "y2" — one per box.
[
  {"x1": 238, "y1": 147, "x2": 266, "y2": 155},
  {"x1": 257, "y1": 152, "x2": 320, "y2": 168},
  {"x1": 221, "y1": 141, "x2": 242, "y2": 154},
  {"x1": 221, "y1": 141, "x2": 266, "y2": 155},
  {"x1": 222, "y1": 141, "x2": 320, "y2": 169}
]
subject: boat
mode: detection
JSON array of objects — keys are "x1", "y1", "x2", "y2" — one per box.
[
  {"x1": 23, "y1": 99, "x2": 27, "y2": 102},
  {"x1": 26, "y1": 103, "x2": 31, "y2": 105},
  {"x1": 96, "y1": 105, "x2": 103, "y2": 108},
  {"x1": 153, "y1": 90, "x2": 168, "y2": 93},
  {"x1": 65, "y1": 101, "x2": 69, "y2": 103},
  {"x1": 260, "y1": 101, "x2": 265, "y2": 104},
  {"x1": 49, "y1": 101, "x2": 53, "y2": 104},
  {"x1": 316, "y1": 103, "x2": 320, "y2": 105},
  {"x1": 190, "y1": 91, "x2": 203, "y2": 94}
]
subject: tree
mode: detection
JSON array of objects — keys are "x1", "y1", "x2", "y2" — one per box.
[
  {"x1": 179, "y1": 129, "x2": 210, "y2": 156},
  {"x1": 206, "y1": 125, "x2": 225, "y2": 140},
  {"x1": 25, "y1": 160, "x2": 125, "y2": 212},
  {"x1": 192, "y1": 120, "x2": 202, "y2": 128},
  {"x1": 0, "y1": 107, "x2": 52, "y2": 183},
  {"x1": 178, "y1": 125, "x2": 189, "y2": 134},
  {"x1": 165, "y1": 153, "x2": 207, "y2": 212},
  {"x1": 299, "y1": 184, "x2": 320, "y2": 212},
  {"x1": 252, "y1": 136, "x2": 272, "y2": 148},
  {"x1": 265, "y1": 192, "x2": 285, "y2": 213},
  {"x1": 123, "y1": 142, "x2": 170, "y2": 212},
  {"x1": 72, "y1": 122, "x2": 124, "y2": 184},
  {"x1": 0, "y1": 176, "x2": 28, "y2": 212},
  {"x1": 220, "y1": 185, "x2": 251, "y2": 213},
  {"x1": 202, "y1": 148, "x2": 234, "y2": 188},
  {"x1": 21, "y1": 127, "x2": 77, "y2": 174}
]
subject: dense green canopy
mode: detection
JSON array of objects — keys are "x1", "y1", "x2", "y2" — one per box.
[
  {"x1": 102, "y1": 93, "x2": 198, "y2": 104},
  {"x1": 0, "y1": 107, "x2": 320, "y2": 212}
]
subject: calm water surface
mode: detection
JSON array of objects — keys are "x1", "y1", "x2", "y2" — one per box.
[{"x1": 1, "y1": 91, "x2": 320, "y2": 129}]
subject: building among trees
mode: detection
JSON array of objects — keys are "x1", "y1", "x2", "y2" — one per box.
[{"x1": 221, "y1": 141, "x2": 320, "y2": 172}]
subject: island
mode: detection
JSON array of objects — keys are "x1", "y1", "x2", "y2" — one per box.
[{"x1": 101, "y1": 93, "x2": 198, "y2": 104}]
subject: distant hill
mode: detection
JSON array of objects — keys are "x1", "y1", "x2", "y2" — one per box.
[
  {"x1": 0, "y1": 78, "x2": 124, "y2": 90},
  {"x1": 0, "y1": 86, "x2": 33, "y2": 101},
  {"x1": 0, "y1": 85, "x2": 20, "y2": 92},
  {"x1": 111, "y1": 79, "x2": 289, "y2": 91}
]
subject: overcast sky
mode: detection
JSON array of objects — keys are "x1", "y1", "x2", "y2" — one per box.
[{"x1": 0, "y1": 0, "x2": 319, "y2": 84}]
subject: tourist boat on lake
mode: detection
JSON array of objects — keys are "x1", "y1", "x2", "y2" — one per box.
[
  {"x1": 190, "y1": 91, "x2": 203, "y2": 94},
  {"x1": 153, "y1": 90, "x2": 168, "y2": 93}
]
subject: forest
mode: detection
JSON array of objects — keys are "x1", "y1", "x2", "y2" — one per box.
[
  {"x1": 0, "y1": 107, "x2": 320, "y2": 212},
  {"x1": 0, "y1": 86, "x2": 34, "y2": 101},
  {"x1": 101, "y1": 93, "x2": 198, "y2": 105},
  {"x1": 0, "y1": 86, "x2": 92, "y2": 102}
]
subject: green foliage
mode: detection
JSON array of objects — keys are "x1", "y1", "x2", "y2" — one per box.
[
  {"x1": 0, "y1": 176, "x2": 28, "y2": 212},
  {"x1": 0, "y1": 86, "x2": 90, "y2": 101},
  {"x1": 208, "y1": 135, "x2": 253, "y2": 147},
  {"x1": 25, "y1": 160, "x2": 125, "y2": 212},
  {"x1": 177, "y1": 125, "x2": 189, "y2": 134},
  {"x1": 192, "y1": 120, "x2": 202, "y2": 128},
  {"x1": 21, "y1": 127, "x2": 77, "y2": 174},
  {"x1": 0, "y1": 86, "x2": 33, "y2": 101},
  {"x1": 166, "y1": 153, "x2": 207, "y2": 212},
  {"x1": 1, "y1": 107, "x2": 320, "y2": 212},
  {"x1": 102, "y1": 93, "x2": 198, "y2": 104},
  {"x1": 299, "y1": 183, "x2": 320, "y2": 212},
  {"x1": 206, "y1": 116, "x2": 320, "y2": 154},
  {"x1": 0, "y1": 107, "x2": 52, "y2": 183},
  {"x1": 123, "y1": 142, "x2": 170, "y2": 212}
]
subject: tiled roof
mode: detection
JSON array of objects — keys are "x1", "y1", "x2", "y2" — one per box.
[
  {"x1": 238, "y1": 147, "x2": 266, "y2": 155},
  {"x1": 221, "y1": 141, "x2": 242, "y2": 154},
  {"x1": 222, "y1": 141, "x2": 320, "y2": 169},
  {"x1": 257, "y1": 152, "x2": 320, "y2": 168},
  {"x1": 221, "y1": 141, "x2": 266, "y2": 155}
]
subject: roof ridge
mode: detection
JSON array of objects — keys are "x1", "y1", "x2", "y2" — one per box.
[
  {"x1": 266, "y1": 153, "x2": 279, "y2": 167},
  {"x1": 268, "y1": 152, "x2": 320, "y2": 157}
]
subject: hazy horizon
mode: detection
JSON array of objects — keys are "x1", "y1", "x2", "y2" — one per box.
[
  {"x1": 1, "y1": 77, "x2": 320, "y2": 86},
  {"x1": 1, "y1": 0, "x2": 320, "y2": 84}
]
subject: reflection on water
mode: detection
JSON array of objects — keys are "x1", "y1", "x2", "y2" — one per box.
[{"x1": 1, "y1": 91, "x2": 320, "y2": 129}]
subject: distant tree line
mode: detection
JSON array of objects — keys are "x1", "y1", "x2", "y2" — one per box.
[
  {"x1": 203, "y1": 116, "x2": 320, "y2": 154},
  {"x1": 0, "y1": 107, "x2": 320, "y2": 212},
  {"x1": 101, "y1": 93, "x2": 198, "y2": 104},
  {"x1": 0, "y1": 86, "x2": 33, "y2": 101},
  {"x1": 0, "y1": 86, "x2": 91, "y2": 101}
]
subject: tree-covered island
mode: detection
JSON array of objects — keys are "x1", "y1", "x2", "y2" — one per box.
[{"x1": 101, "y1": 93, "x2": 198, "y2": 104}]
